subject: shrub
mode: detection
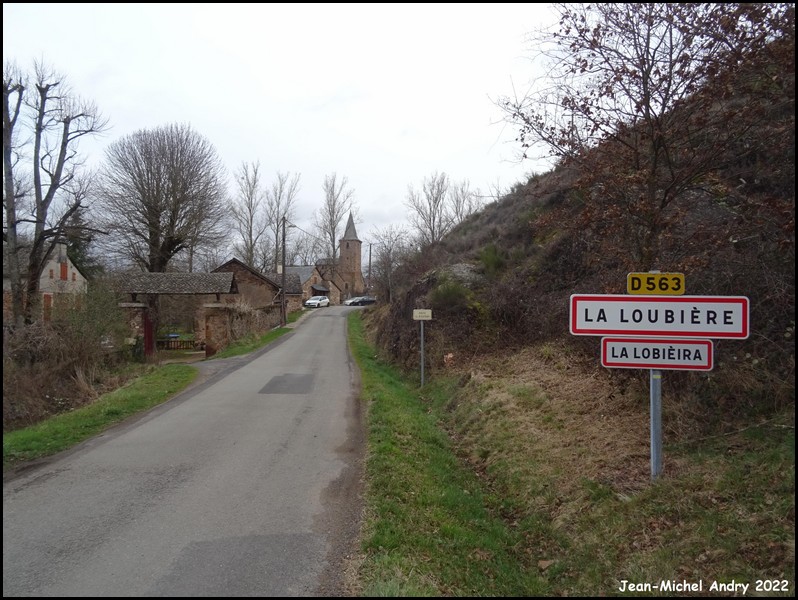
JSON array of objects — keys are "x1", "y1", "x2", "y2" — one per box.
[
  {"x1": 478, "y1": 244, "x2": 506, "y2": 277},
  {"x1": 2, "y1": 282, "x2": 132, "y2": 431}
]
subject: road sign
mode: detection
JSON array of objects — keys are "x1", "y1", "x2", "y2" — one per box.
[
  {"x1": 570, "y1": 294, "x2": 749, "y2": 338},
  {"x1": 413, "y1": 309, "x2": 432, "y2": 321},
  {"x1": 601, "y1": 337, "x2": 713, "y2": 371},
  {"x1": 627, "y1": 272, "x2": 685, "y2": 295}
]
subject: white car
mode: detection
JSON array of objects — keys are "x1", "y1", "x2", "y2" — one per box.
[{"x1": 304, "y1": 295, "x2": 330, "y2": 308}]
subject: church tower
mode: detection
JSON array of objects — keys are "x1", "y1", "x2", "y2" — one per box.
[{"x1": 338, "y1": 213, "x2": 365, "y2": 297}]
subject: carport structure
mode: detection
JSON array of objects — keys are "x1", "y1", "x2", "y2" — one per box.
[{"x1": 118, "y1": 272, "x2": 238, "y2": 358}]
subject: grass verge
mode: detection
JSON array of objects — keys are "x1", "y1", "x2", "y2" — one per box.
[
  {"x1": 348, "y1": 312, "x2": 549, "y2": 596},
  {"x1": 4, "y1": 313, "x2": 306, "y2": 472},
  {"x1": 3, "y1": 364, "x2": 197, "y2": 471}
]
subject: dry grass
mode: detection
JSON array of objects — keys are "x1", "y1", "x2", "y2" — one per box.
[
  {"x1": 446, "y1": 342, "x2": 653, "y2": 496},
  {"x1": 432, "y1": 339, "x2": 794, "y2": 594}
]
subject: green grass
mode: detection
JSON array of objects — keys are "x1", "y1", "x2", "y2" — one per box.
[
  {"x1": 3, "y1": 364, "x2": 197, "y2": 470},
  {"x1": 347, "y1": 312, "x2": 549, "y2": 596}
]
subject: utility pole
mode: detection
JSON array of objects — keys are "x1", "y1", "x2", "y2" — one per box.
[
  {"x1": 368, "y1": 243, "x2": 372, "y2": 294},
  {"x1": 281, "y1": 215, "x2": 287, "y2": 327}
]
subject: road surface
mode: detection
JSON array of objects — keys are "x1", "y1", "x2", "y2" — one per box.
[{"x1": 3, "y1": 306, "x2": 364, "y2": 597}]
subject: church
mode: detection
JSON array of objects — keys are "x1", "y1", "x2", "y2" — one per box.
[{"x1": 294, "y1": 213, "x2": 367, "y2": 304}]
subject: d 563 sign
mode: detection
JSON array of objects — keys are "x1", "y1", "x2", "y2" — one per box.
[{"x1": 627, "y1": 272, "x2": 685, "y2": 295}]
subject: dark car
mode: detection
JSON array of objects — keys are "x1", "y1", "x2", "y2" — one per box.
[{"x1": 352, "y1": 296, "x2": 376, "y2": 306}]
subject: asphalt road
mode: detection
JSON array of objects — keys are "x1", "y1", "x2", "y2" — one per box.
[{"x1": 3, "y1": 306, "x2": 365, "y2": 597}]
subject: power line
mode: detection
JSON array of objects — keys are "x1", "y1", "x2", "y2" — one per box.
[{"x1": 285, "y1": 220, "x2": 326, "y2": 245}]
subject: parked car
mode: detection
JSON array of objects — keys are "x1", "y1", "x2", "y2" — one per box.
[
  {"x1": 304, "y1": 295, "x2": 330, "y2": 308},
  {"x1": 351, "y1": 296, "x2": 376, "y2": 306},
  {"x1": 344, "y1": 296, "x2": 363, "y2": 306}
]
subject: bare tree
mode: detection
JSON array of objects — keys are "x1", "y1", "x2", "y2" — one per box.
[
  {"x1": 405, "y1": 171, "x2": 451, "y2": 246},
  {"x1": 314, "y1": 172, "x2": 355, "y2": 260},
  {"x1": 96, "y1": 123, "x2": 228, "y2": 338},
  {"x1": 231, "y1": 160, "x2": 267, "y2": 268},
  {"x1": 369, "y1": 224, "x2": 409, "y2": 303},
  {"x1": 3, "y1": 60, "x2": 109, "y2": 326},
  {"x1": 485, "y1": 177, "x2": 506, "y2": 204},
  {"x1": 499, "y1": 3, "x2": 795, "y2": 268},
  {"x1": 96, "y1": 123, "x2": 228, "y2": 273},
  {"x1": 187, "y1": 243, "x2": 230, "y2": 274},
  {"x1": 448, "y1": 179, "x2": 481, "y2": 227},
  {"x1": 287, "y1": 229, "x2": 323, "y2": 266},
  {"x1": 264, "y1": 171, "x2": 301, "y2": 272}
]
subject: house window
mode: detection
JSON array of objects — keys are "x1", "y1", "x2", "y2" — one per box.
[
  {"x1": 72, "y1": 272, "x2": 76, "y2": 281},
  {"x1": 346, "y1": 242, "x2": 349, "y2": 249},
  {"x1": 60, "y1": 263, "x2": 68, "y2": 280},
  {"x1": 49, "y1": 269, "x2": 54, "y2": 279}
]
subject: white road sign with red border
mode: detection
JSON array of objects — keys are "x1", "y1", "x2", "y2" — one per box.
[
  {"x1": 570, "y1": 294, "x2": 749, "y2": 338},
  {"x1": 601, "y1": 337, "x2": 713, "y2": 371}
]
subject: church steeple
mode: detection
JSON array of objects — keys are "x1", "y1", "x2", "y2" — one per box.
[
  {"x1": 342, "y1": 213, "x2": 360, "y2": 242},
  {"x1": 338, "y1": 212, "x2": 365, "y2": 297}
]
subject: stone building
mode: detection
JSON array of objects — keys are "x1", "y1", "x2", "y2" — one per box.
[
  {"x1": 3, "y1": 240, "x2": 87, "y2": 323},
  {"x1": 211, "y1": 258, "x2": 303, "y2": 314},
  {"x1": 300, "y1": 213, "x2": 366, "y2": 304}
]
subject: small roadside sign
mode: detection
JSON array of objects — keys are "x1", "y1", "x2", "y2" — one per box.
[
  {"x1": 627, "y1": 272, "x2": 685, "y2": 295},
  {"x1": 601, "y1": 337, "x2": 713, "y2": 371},
  {"x1": 413, "y1": 309, "x2": 432, "y2": 321}
]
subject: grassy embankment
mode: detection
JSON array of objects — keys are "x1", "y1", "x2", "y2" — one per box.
[{"x1": 347, "y1": 311, "x2": 794, "y2": 596}]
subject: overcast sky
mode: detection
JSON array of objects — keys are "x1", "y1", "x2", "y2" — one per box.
[{"x1": 3, "y1": 2, "x2": 557, "y2": 242}]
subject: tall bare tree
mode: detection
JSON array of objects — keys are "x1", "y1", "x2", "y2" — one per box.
[
  {"x1": 405, "y1": 171, "x2": 451, "y2": 246},
  {"x1": 314, "y1": 172, "x2": 355, "y2": 260},
  {"x1": 287, "y1": 229, "x2": 324, "y2": 266},
  {"x1": 264, "y1": 171, "x2": 301, "y2": 272},
  {"x1": 231, "y1": 160, "x2": 267, "y2": 268},
  {"x1": 97, "y1": 123, "x2": 228, "y2": 273},
  {"x1": 499, "y1": 3, "x2": 795, "y2": 269},
  {"x1": 448, "y1": 179, "x2": 481, "y2": 227},
  {"x1": 96, "y1": 123, "x2": 228, "y2": 337},
  {"x1": 3, "y1": 60, "x2": 109, "y2": 325},
  {"x1": 368, "y1": 224, "x2": 409, "y2": 303}
]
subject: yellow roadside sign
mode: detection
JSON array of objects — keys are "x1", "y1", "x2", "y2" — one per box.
[{"x1": 627, "y1": 273, "x2": 685, "y2": 295}]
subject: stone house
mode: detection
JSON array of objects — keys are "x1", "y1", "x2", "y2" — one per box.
[
  {"x1": 211, "y1": 258, "x2": 303, "y2": 314},
  {"x1": 3, "y1": 240, "x2": 88, "y2": 323}
]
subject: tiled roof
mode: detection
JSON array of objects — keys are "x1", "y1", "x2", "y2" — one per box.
[
  {"x1": 265, "y1": 272, "x2": 303, "y2": 295},
  {"x1": 285, "y1": 265, "x2": 316, "y2": 285},
  {"x1": 212, "y1": 257, "x2": 302, "y2": 295},
  {"x1": 115, "y1": 272, "x2": 236, "y2": 295},
  {"x1": 213, "y1": 258, "x2": 282, "y2": 287}
]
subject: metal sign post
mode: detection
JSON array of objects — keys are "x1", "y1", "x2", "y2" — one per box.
[
  {"x1": 650, "y1": 369, "x2": 662, "y2": 479},
  {"x1": 413, "y1": 309, "x2": 432, "y2": 387},
  {"x1": 420, "y1": 320, "x2": 425, "y2": 387}
]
